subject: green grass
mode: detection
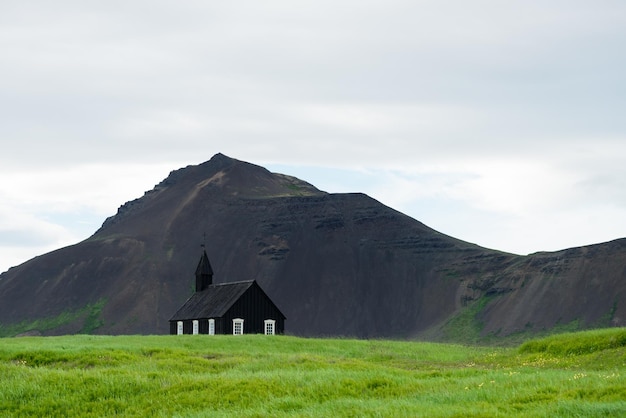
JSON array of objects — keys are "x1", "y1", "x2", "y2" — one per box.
[{"x1": 0, "y1": 329, "x2": 625, "y2": 417}]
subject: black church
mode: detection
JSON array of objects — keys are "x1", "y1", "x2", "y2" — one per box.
[{"x1": 169, "y1": 249, "x2": 285, "y2": 335}]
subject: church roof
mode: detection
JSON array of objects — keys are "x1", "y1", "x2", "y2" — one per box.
[{"x1": 169, "y1": 280, "x2": 255, "y2": 321}]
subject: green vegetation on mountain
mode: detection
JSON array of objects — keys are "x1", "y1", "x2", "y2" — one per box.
[
  {"x1": 1, "y1": 329, "x2": 624, "y2": 417},
  {"x1": 0, "y1": 298, "x2": 107, "y2": 338}
]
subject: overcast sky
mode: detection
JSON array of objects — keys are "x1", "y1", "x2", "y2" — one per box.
[{"x1": 2, "y1": 1, "x2": 626, "y2": 273}]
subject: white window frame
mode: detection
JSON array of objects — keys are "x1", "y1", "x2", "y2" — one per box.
[
  {"x1": 177, "y1": 321, "x2": 183, "y2": 335},
  {"x1": 232, "y1": 318, "x2": 244, "y2": 335},
  {"x1": 192, "y1": 320, "x2": 199, "y2": 335},
  {"x1": 264, "y1": 319, "x2": 276, "y2": 335},
  {"x1": 208, "y1": 319, "x2": 215, "y2": 335}
]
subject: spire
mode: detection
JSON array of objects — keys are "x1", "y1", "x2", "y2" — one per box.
[{"x1": 195, "y1": 246, "x2": 214, "y2": 292}]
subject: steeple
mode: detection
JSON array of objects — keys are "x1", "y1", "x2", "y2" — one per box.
[{"x1": 195, "y1": 247, "x2": 214, "y2": 292}]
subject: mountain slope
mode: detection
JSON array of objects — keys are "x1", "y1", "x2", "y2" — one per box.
[{"x1": 0, "y1": 153, "x2": 624, "y2": 339}]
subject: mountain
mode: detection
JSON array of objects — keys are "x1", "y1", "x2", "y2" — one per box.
[{"x1": 0, "y1": 153, "x2": 624, "y2": 339}]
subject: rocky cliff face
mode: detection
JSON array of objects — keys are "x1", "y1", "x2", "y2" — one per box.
[{"x1": 0, "y1": 153, "x2": 624, "y2": 339}]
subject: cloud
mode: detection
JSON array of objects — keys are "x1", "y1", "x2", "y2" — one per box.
[
  {"x1": 1, "y1": 1, "x2": 625, "y2": 270},
  {"x1": 0, "y1": 163, "x2": 177, "y2": 272},
  {"x1": 3, "y1": 1, "x2": 625, "y2": 167}
]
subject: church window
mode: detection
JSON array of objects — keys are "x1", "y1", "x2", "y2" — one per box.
[
  {"x1": 264, "y1": 319, "x2": 276, "y2": 335},
  {"x1": 233, "y1": 318, "x2": 244, "y2": 335}
]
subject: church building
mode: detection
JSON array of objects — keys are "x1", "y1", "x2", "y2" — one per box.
[{"x1": 169, "y1": 249, "x2": 285, "y2": 335}]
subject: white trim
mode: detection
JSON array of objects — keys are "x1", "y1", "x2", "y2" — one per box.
[
  {"x1": 208, "y1": 318, "x2": 215, "y2": 335},
  {"x1": 177, "y1": 321, "x2": 183, "y2": 335},
  {"x1": 264, "y1": 319, "x2": 276, "y2": 335},
  {"x1": 232, "y1": 318, "x2": 244, "y2": 335},
  {"x1": 192, "y1": 320, "x2": 199, "y2": 335}
]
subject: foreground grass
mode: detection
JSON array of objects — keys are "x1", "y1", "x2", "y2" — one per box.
[{"x1": 0, "y1": 329, "x2": 624, "y2": 417}]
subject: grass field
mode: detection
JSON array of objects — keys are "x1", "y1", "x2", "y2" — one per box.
[{"x1": 0, "y1": 329, "x2": 625, "y2": 417}]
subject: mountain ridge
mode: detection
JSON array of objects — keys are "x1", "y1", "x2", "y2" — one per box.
[{"x1": 1, "y1": 153, "x2": 624, "y2": 340}]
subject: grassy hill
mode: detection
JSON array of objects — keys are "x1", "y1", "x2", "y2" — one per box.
[{"x1": 1, "y1": 329, "x2": 625, "y2": 416}]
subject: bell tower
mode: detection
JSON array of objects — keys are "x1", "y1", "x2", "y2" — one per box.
[{"x1": 195, "y1": 246, "x2": 214, "y2": 292}]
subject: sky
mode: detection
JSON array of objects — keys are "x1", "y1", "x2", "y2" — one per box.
[{"x1": 1, "y1": 1, "x2": 626, "y2": 273}]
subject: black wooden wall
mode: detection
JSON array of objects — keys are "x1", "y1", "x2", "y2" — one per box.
[{"x1": 221, "y1": 282, "x2": 285, "y2": 334}]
